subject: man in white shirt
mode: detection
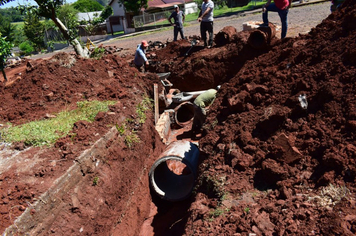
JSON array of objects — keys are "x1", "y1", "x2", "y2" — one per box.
[{"x1": 198, "y1": 0, "x2": 214, "y2": 48}]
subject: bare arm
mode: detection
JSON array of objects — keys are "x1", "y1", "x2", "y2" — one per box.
[{"x1": 198, "y1": 7, "x2": 211, "y2": 22}]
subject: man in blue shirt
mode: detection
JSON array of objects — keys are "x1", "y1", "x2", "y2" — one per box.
[
  {"x1": 134, "y1": 40, "x2": 149, "y2": 72},
  {"x1": 198, "y1": 0, "x2": 214, "y2": 48},
  {"x1": 168, "y1": 5, "x2": 186, "y2": 41}
]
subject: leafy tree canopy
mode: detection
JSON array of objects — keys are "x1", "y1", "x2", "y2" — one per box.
[
  {"x1": 95, "y1": 0, "x2": 109, "y2": 6},
  {"x1": 0, "y1": 14, "x2": 16, "y2": 43},
  {"x1": 0, "y1": 32, "x2": 14, "y2": 81},
  {"x1": 23, "y1": 8, "x2": 45, "y2": 51},
  {"x1": 56, "y1": 3, "x2": 79, "y2": 35},
  {"x1": 0, "y1": 7, "x2": 24, "y2": 22},
  {"x1": 119, "y1": 0, "x2": 148, "y2": 15},
  {"x1": 72, "y1": 0, "x2": 104, "y2": 12},
  {"x1": 0, "y1": 0, "x2": 89, "y2": 57}
]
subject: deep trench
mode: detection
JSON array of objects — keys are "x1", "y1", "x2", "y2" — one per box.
[{"x1": 146, "y1": 35, "x2": 273, "y2": 235}]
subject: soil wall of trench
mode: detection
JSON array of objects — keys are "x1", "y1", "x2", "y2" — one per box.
[
  {"x1": 0, "y1": 53, "x2": 167, "y2": 235},
  {"x1": 1, "y1": 0, "x2": 356, "y2": 235}
]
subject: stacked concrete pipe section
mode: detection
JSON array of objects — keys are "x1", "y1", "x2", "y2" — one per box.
[
  {"x1": 149, "y1": 140, "x2": 200, "y2": 201},
  {"x1": 248, "y1": 23, "x2": 276, "y2": 49},
  {"x1": 174, "y1": 101, "x2": 196, "y2": 127}
]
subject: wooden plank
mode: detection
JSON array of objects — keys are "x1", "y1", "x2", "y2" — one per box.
[{"x1": 154, "y1": 83, "x2": 159, "y2": 125}]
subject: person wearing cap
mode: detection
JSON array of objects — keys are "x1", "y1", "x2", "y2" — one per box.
[
  {"x1": 198, "y1": 0, "x2": 214, "y2": 48},
  {"x1": 168, "y1": 5, "x2": 185, "y2": 41},
  {"x1": 134, "y1": 40, "x2": 149, "y2": 72}
]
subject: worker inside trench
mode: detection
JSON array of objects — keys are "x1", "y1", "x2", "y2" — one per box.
[{"x1": 146, "y1": 72, "x2": 222, "y2": 233}]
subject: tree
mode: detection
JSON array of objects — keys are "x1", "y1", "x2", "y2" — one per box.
[
  {"x1": 0, "y1": 14, "x2": 16, "y2": 43},
  {"x1": 95, "y1": 0, "x2": 109, "y2": 6},
  {"x1": 23, "y1": 9, "x2": 45, "y2": 51},
  {"x1": 81, "y1": 5, "x2": 112, "y2": 35},
  {"x1": 0, "y1": 7, "x2": 24, "y2": 22},
  {"x1": 1, "y1": 0, "x2": 89, "y2": 58},
  {"x1": 0, "y1": 33, "x2": 14, "y2": 82},
  {"x1": 72, "y1": 0, "x2": 104, "y2": 12},
  {"x1": 119, "y1": 0, "x2": 148, "y2": 15},
  {"x1": 56, "y1": 4, "x2": 80, "y2": 37}
]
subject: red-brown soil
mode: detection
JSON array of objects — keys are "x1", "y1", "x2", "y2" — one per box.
[{"x1": 1, "y1": 0, "x2": 356, "y2": 235}]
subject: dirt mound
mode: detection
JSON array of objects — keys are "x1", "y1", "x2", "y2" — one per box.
[{"x1": 181, "y1": 1, "x2": 356, "y2": 235}]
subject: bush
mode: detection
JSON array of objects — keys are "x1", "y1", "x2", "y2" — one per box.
[{"x1": 19, "y1": 41, "x2": 34, "y2": 55}]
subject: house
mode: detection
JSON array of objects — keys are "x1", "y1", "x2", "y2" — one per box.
[
  {"x1": 77, "y1": 11, "x2": 102, "y2": 23},
  {"x1": 106, "y1": 0, "x2": 198, "y2": 35},
  {"x1": 146, "y1": 0, "x2": 198, "y2": 15}
]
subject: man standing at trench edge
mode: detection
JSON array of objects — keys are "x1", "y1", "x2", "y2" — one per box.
[
  {"x1": 198, "y1": 0, "x2": 214, "y2": 48},
  {"x1": 262, "y1": 0, "x2": 292, "y2": 39},
  {"x1": 168, "y1": 5, "x2": 185, "y2": 41}
]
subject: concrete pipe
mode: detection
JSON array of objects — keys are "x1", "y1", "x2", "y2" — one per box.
[
  {"x1": 248, "y1": 24, "x2": 276, "y2": 49},
  {"x1": 174, "y1": 101, "x2": 196, "y2": 127},
  {"x1": 149, "y1": 140, "x2": 200, "y2": 201}
]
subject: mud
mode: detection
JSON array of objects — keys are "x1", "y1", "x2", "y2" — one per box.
[{"x1": 1, "y1": 0, "x2": 356, "y2": 235}]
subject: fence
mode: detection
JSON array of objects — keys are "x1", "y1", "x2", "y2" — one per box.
[{"x1": 133, "y1": 11, "x2": 172, "y2": 28}]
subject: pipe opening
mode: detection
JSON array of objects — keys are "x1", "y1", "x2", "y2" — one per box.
[
  {"x1": 175, "y1": 102, "x2": 195, "y2": 126},
  {"x1": 150, "y1": 156, "x2": 195, "y2": 201},
  {"x1": 248, "y1": 30, "x2": 268, "y2": 49}
]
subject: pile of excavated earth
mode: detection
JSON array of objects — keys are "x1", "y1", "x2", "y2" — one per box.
[{"x1": 1, "y1": 0, "x2": 356, "y2": 235}]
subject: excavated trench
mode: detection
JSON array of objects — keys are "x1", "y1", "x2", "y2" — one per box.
[
  {"x1": 1, "y1": 24, "x2": 281, "y2": 236},
  {"x1": 144, "y1": 26, "x2": 276, "y2": 235}
]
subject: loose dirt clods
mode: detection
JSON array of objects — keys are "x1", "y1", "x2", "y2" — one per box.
[{"x1": 1, "y1": 0, "x2": 356, "y2": 235}]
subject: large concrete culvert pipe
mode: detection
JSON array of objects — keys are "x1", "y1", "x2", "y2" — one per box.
[
  {"x1": 149, "y1": 140, "x2": 200, "y2": 201},
  {"x1": 174, "y1": 101, "x2": 196, "y2": 127},
  {"x1": 248, "y1": 24, "x2": 276, "y2": 49}
]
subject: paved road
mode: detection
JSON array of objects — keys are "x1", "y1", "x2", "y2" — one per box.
[
  {"x1": 32, "y1": 1, "x2": 331, "y2": 59},
  {"x1": 104, "y1": 1, "x2": 330, "y2": 49}
]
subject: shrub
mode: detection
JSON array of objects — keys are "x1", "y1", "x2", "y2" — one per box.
[{"x1": 19, "y1": 41, "x2": 34, "y2": 55}]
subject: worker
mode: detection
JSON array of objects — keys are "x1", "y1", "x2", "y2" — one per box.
[
  {"x1": 168, "y1": 5, "x2": 185, "y2": 41},
  {"x1": 198, "y1": 0, "x2": 214, "y2": 48},
  {"x1": 261, "y1": 0, "x2": 292, "y2": 39},
  {"x1": 134, "y1": 40, "x2": 149, "y2": 72},
  {"x1": 192, "y1": 85, "x2": 220, "y2": 135}
]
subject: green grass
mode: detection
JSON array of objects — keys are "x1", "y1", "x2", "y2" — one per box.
[
  {"x1": 11, "y1": 21, "x2": 24, "y2": 28},
  {"x1": 1, "y1": 100, "x2": 116, "y2": 146}
]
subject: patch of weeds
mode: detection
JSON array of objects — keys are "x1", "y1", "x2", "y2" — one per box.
[
  {"x1": 126, "y1": 118, "x2": 135, "y2": 124},
  {"x1": 136, "y1": 96, "x2": 153, "y2": 124},
  {"x1": 124, "y1": 130, "x2": 140, "y2": 148},
  {"x1": 244, "y1": 207, "x2": 250, "y2": 214},
  {"x1": 309, "y1": 184, "x2": 351, "y2": 207},
  {"x1": 3, "y1": 100, "x2": 116, "y2": 146},
  {"x1": 196, "y1": 172, "x2": 227, "y2": 200},
  {"x1": 90, "y1": 47, "x2": 105, "y2": 59},
  {"x1": 116, "y1": 123, "x2": 126, "y2": 136},
  {"x1": 92, "y1": 176, "x2": 99, "y2": 186},
  {"x1": 208, "y1": 207, "x2": 230, "y2": 221}
]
